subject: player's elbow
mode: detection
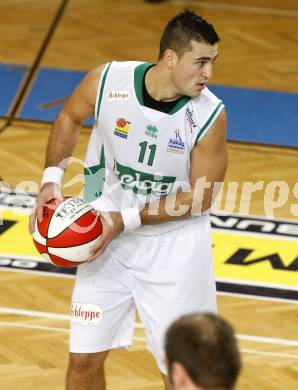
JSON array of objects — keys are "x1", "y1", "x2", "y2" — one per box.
[{"x1": 54, "y1": 108, "x2": 82, "y2": 129}]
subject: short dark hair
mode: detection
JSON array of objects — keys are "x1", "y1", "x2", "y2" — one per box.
[
  {"x1": 165, "y1": 313, "x2": 241, "y2": 390},
  {"x1": 158, "y1": 9, "x2": 220, "y2": 60}
]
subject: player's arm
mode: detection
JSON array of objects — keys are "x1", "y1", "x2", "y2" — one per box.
[
  {"x1": 45, "y1": 66, "x2": 103, "y2": 167},
  {"x1": 29, "y1": 65, "x2": 105, "y2": 233},
  {"x1": 141, "y1": 108, "x2": 228, "y2": 223}
]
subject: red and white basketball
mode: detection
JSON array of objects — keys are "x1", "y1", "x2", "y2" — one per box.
[{"x1": 33, "y1": 197, "x2": 102, "y2": 267}]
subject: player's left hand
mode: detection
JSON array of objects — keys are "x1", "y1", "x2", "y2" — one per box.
[{"x1": 86, "y1": 211, "x2": 124, "y2": 262}]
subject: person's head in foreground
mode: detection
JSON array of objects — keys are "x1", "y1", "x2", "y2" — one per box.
[{"x1": 165, "y1": 313, "x2": 241, "y2": 390}]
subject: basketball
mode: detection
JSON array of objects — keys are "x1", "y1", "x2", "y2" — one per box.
[{"x1": 33, "y1": 197, "x2": 102, "y2": 267}]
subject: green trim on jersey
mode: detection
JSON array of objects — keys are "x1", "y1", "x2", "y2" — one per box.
[
  {"x1": 134, "y1": 63, "x2": 190, "y2": 114},
  {"x1": 195, "y1": 102, "x2": 224, "y2": 143},
  {"x1": 134, "y1": 63, "x2": 152, "y2": 106},
  {"x1": 96, "y1": 63, "x2": 111, "y2": 119},
  {"x1": 84, "y1": 146, "x2": 105, "y2": 201},
  {"x1": 169, "y1": 95, "x2": 191, "y2": 114}
]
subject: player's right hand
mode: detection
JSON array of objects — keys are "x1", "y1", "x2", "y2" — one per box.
[
  {"x1": 86, "y1": 211, "x2": 124, "y2": 262},
  {"x1": 29, "y1": 182, "x2": 63, "y2": 234}
]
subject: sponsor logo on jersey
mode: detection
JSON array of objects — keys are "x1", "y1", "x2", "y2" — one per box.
[
  {"x1": 71, "y1": 303, "x2": 104, "y2": 326},
  {"x1": 106, "y1": 90, "x2": 130, "y2": 102},
  {"x1": 167, "y1": 129, "x2": 185, "y2": 154},
  {"x1": 145, "y1": 124, "x2": 158, "y2": 139},
  {"x1": 114, "y1": 161, "x2": 176, "y2": 196},
  {"x1": 186, "y1": 107, "x2": 198, "y2": 132},
  {"x1": 114, "y1": 118, "x2": 131, "y2": 139}
]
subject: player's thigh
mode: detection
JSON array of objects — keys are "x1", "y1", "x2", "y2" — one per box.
[
  {"x1": 134, "y1": 216, "x2": 216, "y2": 372},
  {"x1": 69, "y1": 249, "x2": 136, "y2": 353},
  {"x1": 135, "y1": 215, "x2": 216, "y2": 312}
]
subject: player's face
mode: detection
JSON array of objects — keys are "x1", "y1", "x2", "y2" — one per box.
[{"x1": 171, "y1": 41, "x2": 218, "y2": 98}]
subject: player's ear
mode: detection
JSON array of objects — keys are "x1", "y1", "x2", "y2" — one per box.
[
  {"x1": 171, "y1": 362, "x2": 188, "y2": 387},
  {"x1": 164, "y1": 48, "x2": 178, "y2": 69},
  {"x1": 172, "y1": 362, "x2": 203, "y2": 389}
]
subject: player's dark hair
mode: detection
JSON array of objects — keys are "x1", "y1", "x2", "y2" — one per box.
[
  {"x1": 159, "y1": 9, "x2": 220, "y2": 60},
  {"x1": 165, "y1": 313, "x2": 241, "y2": 390}
]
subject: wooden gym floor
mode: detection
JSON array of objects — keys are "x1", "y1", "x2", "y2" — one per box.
[{"x1": 0, "y1": 1, "x2": 297, "y2": 389}]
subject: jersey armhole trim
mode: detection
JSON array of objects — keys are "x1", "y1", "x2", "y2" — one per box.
[
  {"x1": 95, "y1": 62, "x2": 112, "y2": 119},
  {"x1": 195, "y1": 102, "x2": 224, "y2": 144}
]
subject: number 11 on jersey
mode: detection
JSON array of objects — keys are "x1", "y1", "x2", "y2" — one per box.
[{"x1": 138, "y1": 141, "x2": 156, "y2": 166}]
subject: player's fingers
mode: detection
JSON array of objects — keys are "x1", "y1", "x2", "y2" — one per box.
[
  {"x1": 54, "y1": 188, "x2": 63, "y2": 202},
  {"x1": 86, "y1": 213, "x2": 118, "y2": 262},
  {"x1": 35, "y1": 194, "x2": 53, "y2": 221},
  {"x1": 86, "y1": 248, "x2": 104, "y2": 262},
  {"x1": 86, "y1": 252, "x2": 102, "y2": 263},
  {"x1": 36, "y1": 200, "x2": 45, "y2": 222},
  {"x1": 87, "y1": 234, "x2": 109, "y2": 261},
  {"x1": 30, "y1": 191, "x2": 59, "y2": 232},
  {"x1": 88, "y1": 241, "x2": 103, "y2": 258},
  {"x1": 28, "y1": 210, "x2": 36, "y2": 234},
  {"x1": 88, "y1": 242, "x2": 108, "y2": 262}
]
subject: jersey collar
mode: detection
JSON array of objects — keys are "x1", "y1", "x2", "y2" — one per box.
[{"x1": 134, "y1": 63, "x2": 190, "y2": 115}]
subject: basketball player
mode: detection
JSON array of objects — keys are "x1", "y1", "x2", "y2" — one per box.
[
  {"x1": 165, "y1": 313, "x2": 241, "y2": 390},
  {"x1": 29, "y1": 10, "x2": 227, "y2": 390}
]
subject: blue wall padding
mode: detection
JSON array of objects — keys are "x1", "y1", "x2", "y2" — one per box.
[
  {"x1": 0, "y1": 64, "x2": 27, "y2": 116},
  {"x1": 209, "y1": 85, "x2": 298, "y2": 147},
  {"x1": 0, "y1": 63, "x2": 296, "y2": 147},
  {"x1": 19, "y1": 67, "x2": 93, "y2": 126}
]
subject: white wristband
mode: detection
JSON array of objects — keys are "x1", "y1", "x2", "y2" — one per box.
[
  {"x1": 41, "y1": 167, "x2": 64, "y2": 187},
  {"x1": 121, "y1": 207, "x2": 141, "y2": 230}
]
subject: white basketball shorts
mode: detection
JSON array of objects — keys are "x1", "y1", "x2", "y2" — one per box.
[{"x1": 69, "y1": 215, "x2": 216, "y2": 374}]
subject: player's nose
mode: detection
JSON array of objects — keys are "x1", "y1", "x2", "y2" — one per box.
[{"x1": 201, "y1": 62, "x2": 213, "y2": 80}]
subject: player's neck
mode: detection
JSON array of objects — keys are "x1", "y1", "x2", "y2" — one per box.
[{"x1": 145, "y1": 63, "x2": 182, "y2": 102}]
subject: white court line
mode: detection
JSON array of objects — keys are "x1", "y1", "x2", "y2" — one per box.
[
  {"x1": 0, "y1": 254, "x2": 47, "y2": 262},
  {"x1": 212, "y1": 227, "x2": 298, "y2": 242},
  {"x1": 0, "y1": 266, "x2": 75, "y2": 279},
  {"x1": 240, "y1": 348, "x2": 298, "y2": 360},
  {"x1": 216, "y1": 277, "x2": 298, "y2": 292},
  {"x1": 1, "y1": 306, "x2": 298, "y2": 348},
  {"x1": 212, "y1": 210, "x2": 298, "y2": 223},
  {"x1": 0, "y1": 321, "x2": 68, "y2": 333},
  {"x1": 133, "y1": 336, "x2": 147, "y2": 342},
  {"x1": 134, "y1": 337, "x2": 298, "y2": 359},
  {"x1": 0, "y1": 307, "x2": 70, "y2": 320},
  {"x1": 217, "y1": 291, "x2": 298, "y2": 305},
  {"x1": 172, "y1": 0, "x2": 298, "y2": 18},
  {"x1": 1, "y1": 267, "x2": 297, "y2": 305},
  {"x1": 0, "y1": 322, "x2": 297, "y2": 360},
  {"x1": 134, "y1": 322, "x2": 144, "y2": 329},
  {"x1": 237, "y1": 334, "x2": 298, "y2": 347}
]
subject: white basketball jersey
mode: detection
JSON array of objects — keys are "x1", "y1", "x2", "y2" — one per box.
[{"x1": 84, "y1": 61, "x2": 224, "y2": 234}]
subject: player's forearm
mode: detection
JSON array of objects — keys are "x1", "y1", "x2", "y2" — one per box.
[
  {"x1": 140, "y1": 183, "x2": 215, "y2": 224},
  {"x1": 45, "y1": 110, "x2": 81, "y2": 168}
]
